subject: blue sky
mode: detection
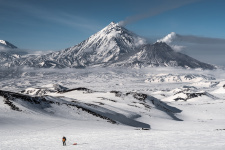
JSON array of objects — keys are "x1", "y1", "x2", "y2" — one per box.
[{"x1": 0, "y1": 0, "x2": 225, "y2": 65}]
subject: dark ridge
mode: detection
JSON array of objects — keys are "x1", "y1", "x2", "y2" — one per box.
[
  {"x1": 148, "y1": 95, "x2": 183, "y2": 121},
  {"x1": 132, "y1": 101, "x2": 151, "y2": 109},
  {"x1": 110, "y1": 91, "x2": 150, "y2": 109},
  {"x1": 174, "y1": 98, "x2": 186, "y2": 101},
  {"x1": 97, "y1": 97, "x2": 117, "y2": 102},
  {"x1": 70, "y1": 101, "x2": 116, "y2": 124},
  {"x1": 94, "y1": 102, "x2": 105, "y2": 105},
  {"x1": 3, "y1": 98, "x2": 21, "y2": 111},
  {"x1": 0, "y1": 90, "x2": 45, "y2": 104},
  {"x1": 62, "y1": 87, "x2": 94, "y2": 93},
  {"x1": 110, "y1": 90, "x2": 148, "y2": 101},
  {"x1": 216, "y1": 129, "x2": 225, "y2": 131},
  {"x1": 110, "y1": 91, "x2": 123, "y2": 97},
  {"x1": 126, "y1": 92, "x2": 147, "y2": 101},
  {"x1": 174, "y1": 92, "x2": 206, "y2": 101},
  {"x1": 0, "y1": 90, "x2": 116, "y2": 124}
]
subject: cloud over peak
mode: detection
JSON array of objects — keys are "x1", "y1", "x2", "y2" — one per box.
[{"x1": 157, "y1": 32, "x2": 177, "y2": 44}]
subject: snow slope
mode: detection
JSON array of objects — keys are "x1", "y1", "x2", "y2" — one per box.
[
  {"x1": 113, "y1": 42, "x2": 215, "y2": 69},
  {"x1": 1, "y1": 67, "x2": 225, "y2": 149}
]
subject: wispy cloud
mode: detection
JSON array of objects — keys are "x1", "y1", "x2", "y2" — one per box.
[
  {"x1": 42, "y1": 12, "x2": 100, "y2": 32},
  {"x1": 175, "y1": 34, "x2": 225, "y2": 44},
  {"x1": 158, "y1": 32, "x2": 225, "y2": 45},
  {"x1": 0, "y1": 46, "x2": 28, "y2": 55},
  {"x1": 118, "y1": 0, "x2": 201, "y2": 26},
  {"x1": 1, "y1": 1, "x2": 100, "y2": 32},
  {"x1": 0, "y1": 46, "x2": 7, "y2": 51},
  {"x1": 157, "y1": 32, "x2": 186, "y2": 52},
  {"x1": 157, "y1": 32, "x2": 225, "y2": 66}
]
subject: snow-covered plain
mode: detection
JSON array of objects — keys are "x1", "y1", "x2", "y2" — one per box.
[{"x1": 1, "y1": 67, "x2": 225, "y2": 150}]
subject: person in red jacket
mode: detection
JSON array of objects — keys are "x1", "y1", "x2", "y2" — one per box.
[{"x1": 62, "y1": 136, "x2": 66, "y2": 146}]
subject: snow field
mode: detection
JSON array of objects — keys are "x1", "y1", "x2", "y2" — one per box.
[
  {"x1": 1, "y1": 120, "x2": 225, "y2": 150},
  {"x1": 1, "y1": 67, "x2": 225, "y2": 149}
]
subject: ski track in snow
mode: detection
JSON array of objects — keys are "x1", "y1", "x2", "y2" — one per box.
[{"x1": 1, "y1": 67, "x2": 225, "y2": 149}]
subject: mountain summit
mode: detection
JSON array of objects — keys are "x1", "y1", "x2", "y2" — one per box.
[
  {"x1": 45, "y1": 22, "x2": 146, "y2": 67},
  {"x1": 0, "y1": 40, "x2": 17, "y2": 49},
  {"x1": 2, "y1": 22, "x2": 215, "y2": 69}
]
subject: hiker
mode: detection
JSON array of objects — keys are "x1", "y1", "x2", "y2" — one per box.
[{"x1": 62, "y1": 136, "x2": 66, "y2": 146}]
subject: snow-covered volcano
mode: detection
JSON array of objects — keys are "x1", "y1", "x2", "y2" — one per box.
[
  {"x1": 6, "y1": 22, "x2": 146, "y2": 68},
  {"x1": 114, "y1": 42, "x2": 215, "y2": 69},
  {"x1": 0, "y1": 40, "x2": 26, "y2": 64},
  {"x1": 54, "y1": 21, "x2": 146, "y2": 67},
  {"x1": 0, "y1": 40, "x2": 17, "y2": 49},
  {"x1": 2, "y1": 22, "x2": 215, "y2": 69}
]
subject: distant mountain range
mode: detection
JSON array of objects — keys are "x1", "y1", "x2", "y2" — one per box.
[{"x1": 0, "y1": 22, "x2": 216, "y2": 69}]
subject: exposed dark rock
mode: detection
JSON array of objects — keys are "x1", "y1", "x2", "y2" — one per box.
[
  {"x1": 148, "y1": 95, "x2": 183, "y2": 121},
  {"x1": 69, "y1": 102, "x2": 116, "y2": 124},
  {"x1": 94, "y1": 102, "x2": 105, "y2": 105},
  {"x1": 0, "y1": 90, "x2": 116, "y2": 124},
  {"x1": 126, "y1": 92, "x2": 147, "y2": 101},
  {"x1": 174, "y1": 97, "x2": 186, "y2": 101},
  {"x1": 97, "y1": 97, "x2": 117, "y2": 102},
  {"x1": 110, "y1": 91, "x2": 123, "y2": 97},
  {"x1": 0, "y1": 90, "x2": 45, "y2": 104},
  {"x1": 174, "y1": 92, "x2": 206, "y2": 101},
  {"x1": 3, "y1": 98, "x2": 21, "y2": 111},
  {"x1": 63, "y1": 87, "x2": 93, "y2": 93}
]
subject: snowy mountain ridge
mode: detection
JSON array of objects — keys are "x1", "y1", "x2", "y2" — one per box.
[
  {"x1": 21, "y1": 84, "x2": 69, "y2": 96},
  {"x1": 0, "y1": 22, "x2": 215, "y2": 69},
  {"x1": 46, "y1": 22, "x2": 146, "y2": 67}
]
